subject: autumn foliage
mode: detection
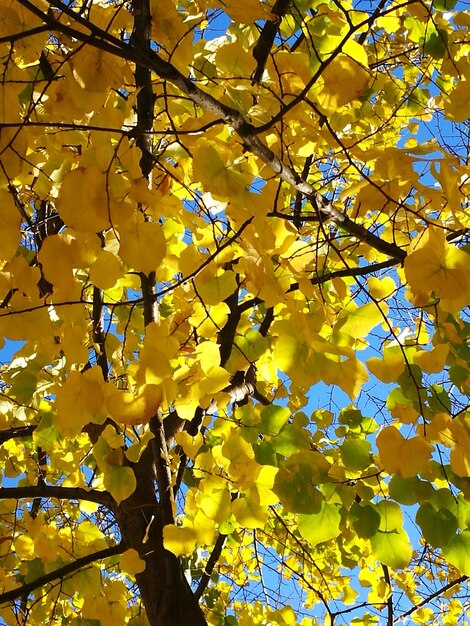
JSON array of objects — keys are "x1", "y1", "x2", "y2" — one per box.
[{"x1": 1, "y1": 0, "x2": 470, "y2": 624}]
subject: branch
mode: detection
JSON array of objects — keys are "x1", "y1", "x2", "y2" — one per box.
[
  {"x1": 0, "y1": 426, "x2": 35, "y2": 444},
  {"x1": 382, "y1": 564, "x2": 393, "y2": 626},
  {"x1": 218, "y1": 286, "x2": 240, "y2": 368},
  {"x1": 293, "y1": 155, "x2": 313, "y2": 229},
  {"x1": 0, "y1": 485, "x2": 114, "y2": 506},
  {"x1": 19, "y1": 0, "x2": 407, "y2": 263},
  {"x1": 394, "y1": 575, "x2": 468, "y2": 623},
  {"x1": 288, "y1": 258, "x2": 401, "y2": 292},
  {"x1": 194, "y1": 532, "x2": 227, "y2": 600},
  {"x1": 131, "y1": 0, "x2": 155, "y2": 178},
  {"x1": 252, "y1": 0, "x2": 291, "y2": 83},
  {"x1": 0, "y1": 543, "x2": 124, "y2": 605},
  {"x1": 0, "y1": 25, "x2": 51, "y2": 45},
  {"x1": 92, "y1": 285, "x2": 109, "y2": 381}
]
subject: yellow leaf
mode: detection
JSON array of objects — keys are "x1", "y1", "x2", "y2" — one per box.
[
  {"x1": 449, "y1": 421, "x2": 470, "y2": 477},
  {"x1": 336, "y1": 302, "x2": 384, "y2": 338},
  {"x1": 405, "y1": 228, "x2": 470, "y2": 303},
  {"x1": 70, "y1": 46, "x2": 130, "y2": 92},
  {"x1": 445, "y1": 76, "x2": 470, "y2": 123},
  {"x1": 106, "y1": 384, "x2": 163, "y2": 425},
  {"x1": 38, "y1": 232, "x2": 76, "y2": 290},
  {"x1": 175, "y1": 430, "x2": 203, "y2": 458},
  {"x1": 249, "y1": 465, "x2": 278, "y2": 507},
  {"x1": 194, "y1": 270, "x2": 238, "y2": 306},
  {"x1": 193, "y1": 510, "x2": 217, "y2": 545},
  {"x1": 417, "y1": 412, "x2": 453, "y2": 445},
  {"x1": 0, "y1": 190, "x2": 20, "y2": 261},
  {"x1": 367, "y1": 347, "x2": 405, "y2": 383},
  {"x1": 367, "y1": 276, "x2": 396, "y2": 300},
  {"x1": 14, "y1": 535, "x2": 34, "y2": 559},
  {"x1": 413, "y1": 344, "x2": 449, "y2": 374},
  {"x1": 103, "y1": 466, "x2": 136, "y2": 504},
  {"x1": 317, "y1": 53, "x2": 370, "y2": 110},
  {"x1": 54, "y1": 367, "x2": 106, "y2": 435},
  {"x1": 217, "y1": 430, "x2": 255, "y2": 476},
  {"x1": 376, "y1": 14, "x2": 401, "y2": 32},
  {"x1": 322, "y1": 356, "x2": 368, "y2": 400},
  {"x1": 192, "y1": 141, "x2": 252, "y2": 201},
  {"x1": 231, "y1": 497, "x2": 268, "y2": 529},
  {"x1": 60, "y1": 321, "x2": 89, "y2": 365},
  {"x1": 196, "y1": 476, "x2": 232, "y2": 524},
  {"x1": 118, "y1": 215, "x2": 166, "y2": 273},
  {"x1": 377, "y1": 426, "x2": 432, "y2": 478},
  {"x1": 101, "y1": 424, "x2": 124, "y2": 449},
  {"x1": 125, "y1": 431, "x2": 155, "y2": 463},
  {"x1": 120, "y1": 549, "x2": 146, "y2": 575},
  {"x1": 163, "y1": 524, "x2": 197, "y2": 556},
  {"x1": 89, "y1": 250, "x2": 124, "y2": 290},
  {"x1": 199, "y1": 365, "x2": 231, "y2": 396},
  {"x1": 221, "y1": 0, "x2": 272, "y2": 23},
  {"x1": 57, "y1": 166, "x2": 112, "y2": 232},
  {"x1": 137, "y1": 320, "x2": 179, "y2": 386}
]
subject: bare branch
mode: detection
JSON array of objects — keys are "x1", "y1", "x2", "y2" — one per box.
[
  {"x1": 0, "y1": 426, "x2": 36, "y2": 444},
  {"x1": 252, "y1": 0, "x2": 290, "y2": 83},
  {"x1": 194, "y1": 532, "x2": 227, "y2": 601},
  {"x1": 0, "y1": 544, "x2": 124, "y2": 605},
  {"x1": 0, "y1": 486, "x2": 114, "y2": 507},
  {"x1": 394, "y1": 575, "x2": 468, "y2": 623},
  {"x1": 382, "y1": 564, "x2": 393, "y2": 626}
]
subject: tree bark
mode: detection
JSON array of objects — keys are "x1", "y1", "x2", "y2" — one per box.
[
  {"x1": 112, "y1": 5, "x2": 209, "y2": 622},
  {"x1": 114, "y1": 449, "x2": 207, "y2": 626}
]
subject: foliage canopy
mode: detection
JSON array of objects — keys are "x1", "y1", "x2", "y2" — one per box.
[{"x1": 1, "y1": 0, "x2": 470, "y2": 624}]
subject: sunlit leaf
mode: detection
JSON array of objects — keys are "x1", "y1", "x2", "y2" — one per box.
[
  {"x1": 104, "y1": 466, "x2": 136, "y2": 504},
  {"x1": 163, "y1": 525, "x2": 197, "y2": 557},
  {"x1": 416, "y1": 503, "x2": 458, "y2": 548},
  {"x1": 298, "y1": 503, "x2": 341, "y2": 546},
  {"x1": 260, "y1": 405, "x2": 290, "y2": 436},
  {"x1": 120, "y1": 549, "x2": 146, "y2": 575},
  {"x1": 119, "y1": 215, "x2": 166, "y2": 273},
  {"x1": 443, "y1": 532, "x2": 470, "y2": 575},
  {"x1": 377, "y1": 426, "x2": 432, "y2": 478}
]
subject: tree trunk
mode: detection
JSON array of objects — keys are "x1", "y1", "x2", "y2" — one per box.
[{"x1": 114, "y1": 449, "x2": 207, "y2": 626}]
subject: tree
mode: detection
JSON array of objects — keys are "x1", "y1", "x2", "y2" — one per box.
[{"x1": 1, "y1": 0, "x2": 470, "y2": 623}]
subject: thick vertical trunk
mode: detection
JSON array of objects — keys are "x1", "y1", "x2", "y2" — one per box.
[
  {"x1": 114, "y1": 450, "x2": 207, "y2": 626},
  {"x1": 118, "y1": 6, "x2": 208, "y2": 621}
]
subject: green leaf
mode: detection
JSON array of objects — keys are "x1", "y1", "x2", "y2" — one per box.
[
  {"x1": 298, "y1": 503, "x2": 341, "y2": 546},
  {"x1": 349, "y1": 502, "x2": 380, "y2": 539},
  {"x1": 272, "y1": 424, "x2": 309, "y2": 456},
  {"x1": 273, "y1": 452, "x2": 328, "y2": 514},
  {"x1": 422, "y1": 28, "x2": 448, "y2": 59},
  {"x1": 24, "y1": 557, "x2": 45, "y2": 584},
  {"x1": 444, "y1": 532, "x2": 470, "y2": 575},
  {"x1": 376, "y1": 500, "x2": 403, "y2": 531},
  {"x1": 370, "y1": 501, "x2": 412, "y2": 568},
  {"x1": 389, "y1": 475, "x2": 434, "y2": 505},
  {"x1": 103, "y1": 466, "x2": 137, "y2": 504},
  {"x1": 428, "y1": 384, "x2": 451, "y2": 413},
  {"x1": 433, "y1": 0, "x2": 457, "y2": 10},
  {"x1": 416, "y1": 503, "x2": 458, "y2": 548},
  {"x1": 234, "y1": 330, "x2": 268, "y2": 362},
  {"x1": 260, "y1": 405, "x2": 290, "y2": 436},
  {"x1": 370, "y1": 529, "x2": 412, "y2": 569},
  {"x1": 339, "y1": 407, "x2": 363, "y2": 426},
  {"x1": 254, "y1": 441, "x2": 278, "y2": 467},
  {"x1": 33, "y1": 412, "x2": 61, "y2": 452},
  {"x1": 340, "y1": 439, "x2": 372, "y2": 471}
]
